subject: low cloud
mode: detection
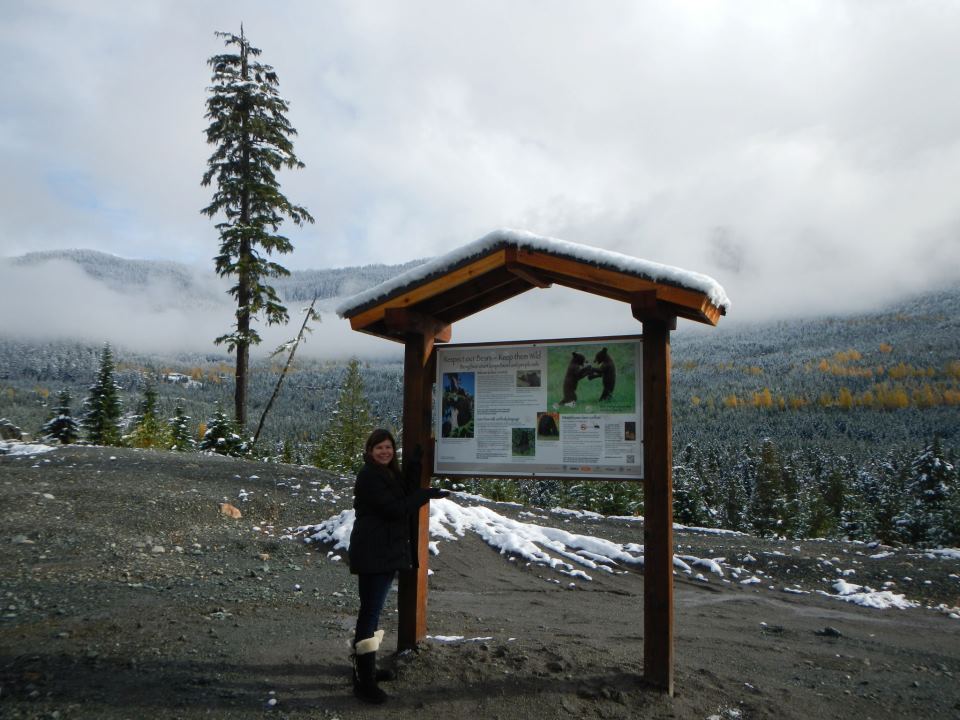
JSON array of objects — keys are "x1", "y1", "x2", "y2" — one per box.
[
  {"x1": 0, "y1": 259, "x2": 660, "y2": 360},
  {"x1": 0, "y1": 261, "x2": 227, "y2": 353},
  {"x1": 0, "y1": 262, "x2": 390, "y2": 359}
]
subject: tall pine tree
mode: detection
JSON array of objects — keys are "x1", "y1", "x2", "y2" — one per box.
[
  {"x1": 201, "y1": 27, "x2": 314, "y2": 429},
  {"x1": 81, "y1": 344, "x2": 123, "y2": 446},
  {"x1": 717, "y1": 446, "x2": 750, "y2": 531},
  {"x1": 674, "y1": 444, "x2": 711, "y2": 526}
]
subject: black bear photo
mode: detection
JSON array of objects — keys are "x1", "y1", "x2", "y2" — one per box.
[
  {"x1": 592, "y1": 347, "x2": 616, "y2": 401},
  {"x1": 561, "y1": 351, "x2": 593, "y2": 405},
  {"x1": 511, "y1": 427, "x2": 536, "y2": 456},
  {"x1": 516, "y1": 370, "x2": 542, "y2": 388},
  {"x1": 537, "y1": 411, "x2": 560, "y2": 440}
]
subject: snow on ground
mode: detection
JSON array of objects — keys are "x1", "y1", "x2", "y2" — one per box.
[
  {"x1": 551, "y1": 507, "x2": 746, "y2": 536},
  {"x1": 427, "y1": 635, "x2": 495, "y2": 644},
  {"x1": 822, "y1": 580, "x2": 918, "y2": 610},
  {"x1": 294, "y1": 493, "x2": 953, "y2": 613},
  {"x1": 298, "y1": 497, "x2": 644, "y2": 582},
  {"x1": 926, "y1": 548, "x2": 960, "y2": 560},
  {"x1": 0, "y1": 441, "x2": 58, "y2": 457}
]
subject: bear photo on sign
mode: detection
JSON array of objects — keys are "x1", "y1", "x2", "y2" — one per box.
[{"x1": 548, "y1": 343, "x2": 636, "y2": 414}]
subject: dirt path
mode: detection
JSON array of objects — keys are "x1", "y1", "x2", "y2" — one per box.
[{"x1": 1, "y1": 446, "x2": 958, "y2": 719}]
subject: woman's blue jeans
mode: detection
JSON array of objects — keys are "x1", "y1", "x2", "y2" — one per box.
[{"x1": 355, "y1": 571, "x2": 396, "y2": 642}]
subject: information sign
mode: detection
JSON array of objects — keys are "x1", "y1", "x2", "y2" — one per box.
[{"x1": 434, "y1": 336, "x2": 643, "y2": 478}]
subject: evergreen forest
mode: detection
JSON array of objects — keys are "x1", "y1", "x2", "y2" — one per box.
[{"x1": 1, "y1": 284, "x2": 957, "y2": 547}]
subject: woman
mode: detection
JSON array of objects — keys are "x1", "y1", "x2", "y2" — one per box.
[{"x1": 348, "y1": 428, "x2": 447, "y2": 704}]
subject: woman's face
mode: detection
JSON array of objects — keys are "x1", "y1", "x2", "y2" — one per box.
[{"x1": 370, "y1": 438, "x2": 395, "y2": 466}]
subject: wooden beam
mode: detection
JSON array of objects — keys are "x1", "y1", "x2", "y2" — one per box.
[
  {"x1": 397, "y1": 333, "x2": 436, "y2": 650},
  {"x1": 540, "y1": 272, "x2": 652, "y2": 310},
  {"x1": 506, "y1": 265, "x2": 551, "y2": 289},
  {"x1": 384, "y1": 308, "x2": 452, "y2": 344},
  {"x1": 518, "y1": 249, "x2": 722, "y2": 325},
  {"x1": 641, "y1": 316, "x2": 675, "y2": 695},
  {"x1": 432, "y1": 277, "x2": 536, "y2": 324},
  {"x1": 416, "y1": 270, "x2": 528, "y2": 321}
]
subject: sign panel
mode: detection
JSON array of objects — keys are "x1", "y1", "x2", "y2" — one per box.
[{"x1": 434, "y1": 336, "x2": 643, "y2": 479}]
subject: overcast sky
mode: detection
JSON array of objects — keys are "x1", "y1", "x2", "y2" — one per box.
[{"x1": 3, "y1": 0, "x2": 960, "y2": 350}]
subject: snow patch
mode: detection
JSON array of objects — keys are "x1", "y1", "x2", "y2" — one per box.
[
  {"x1": 926, "y1": 548, "x2": 960, "y2": 561},
  {"x1": 825, "y1": 580, "x2": 918, "y2": 610},
  {"x1": 0, "y1": 441, "x2": 57, "y2": 457}
]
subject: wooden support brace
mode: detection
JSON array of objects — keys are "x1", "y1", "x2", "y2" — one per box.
[
  {"x1": 505, "y1": 262, "x2": 553, "y2": 289},
  {"x1": 631, "y1": 290, "x2": 678, "y2": 330},
  {"x1": 385, "y1": 308, "x2": 452, "y2": 347}
]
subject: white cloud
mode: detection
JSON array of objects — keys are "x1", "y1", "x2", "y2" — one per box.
[
  {"x1": 0, "y1": 259, "x2": 400, "y2": 358},
  {"x1": 0, "y1": 261, "x2": 225, "y2": 352},
  {"x1": 2, "y1": 0, "x2": 959, "y2": 333},
  {"x1": 0, "y1": 255, "x2": 652, "y2": 359}
]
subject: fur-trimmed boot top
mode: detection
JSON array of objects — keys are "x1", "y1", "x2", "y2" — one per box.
[{"x1": 353, "y1": 631, "x2": 388, "y2": 704}]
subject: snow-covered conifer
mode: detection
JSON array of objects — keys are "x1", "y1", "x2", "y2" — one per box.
[
  {"x1": 168, "y1": 403, "x2": 196, "y2": 451},
  {"x1": 716, "y1": 447, "x2": 750, "y2": 531},
  {"x1": 673, "y1": 448, "x2": 711, "y2": 527},
  {"x1": 125, "y1": 379, "x2": 172, "y2": 449},
  {"x1": 41, "y1": 389, "x2": 79, "y2": 445},
  {"x1": 747, "y1": 438, "x2": 786, "y2": 537},
  {"x1": 81, "y1": 344, "x2": 123, "y2": 446},
  {"x1": 199, "y1": 408, "x2": 250, "y2": 457},
  {"x1": 896, "y1": 436, "x2": 955, "y2": 546}
]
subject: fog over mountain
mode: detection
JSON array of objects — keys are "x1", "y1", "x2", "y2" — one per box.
[{"x1": 1, "y1": 249, "x2": 657, "y2": 358}]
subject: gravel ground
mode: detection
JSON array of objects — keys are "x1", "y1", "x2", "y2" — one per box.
[{"x1": 1, "y1": 444, "x2": 959, "y2": 720}]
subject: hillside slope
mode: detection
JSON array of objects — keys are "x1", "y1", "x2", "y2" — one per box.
[{"x1": 3, "y1": 287, "x2": 958, "y2": 461}]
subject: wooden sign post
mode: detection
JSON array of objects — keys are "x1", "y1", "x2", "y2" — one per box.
[{"x1": 633, "y1": 297, "x2": 677, "y2": 694}]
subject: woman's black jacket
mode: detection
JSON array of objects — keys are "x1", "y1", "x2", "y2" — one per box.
[{"x1": 348, "y1": 459, "x2": 435, "y2": 575}]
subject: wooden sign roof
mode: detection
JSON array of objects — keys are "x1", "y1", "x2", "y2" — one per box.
[{"x1": 337, "y1": 229, "x2": 729, "y2": 342}]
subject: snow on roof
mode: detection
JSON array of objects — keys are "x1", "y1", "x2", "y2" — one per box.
[{"x1": 335, "y1": 228, "x2": 730, "y2": 318}]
